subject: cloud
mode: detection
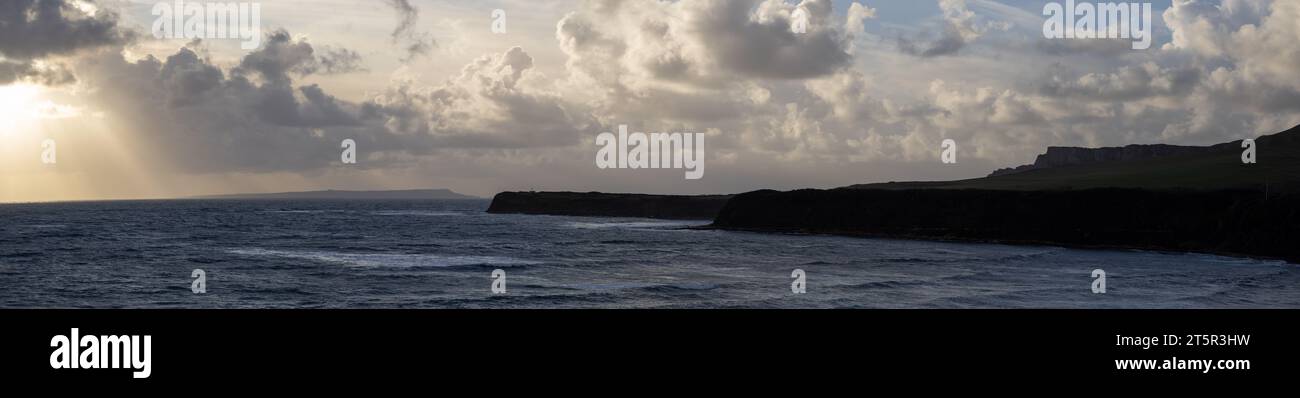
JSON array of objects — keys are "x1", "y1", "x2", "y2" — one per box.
[
  {"x1": 556, "y1": 0, "x2": 860, "y2": 84},
  {"x1": 1147, "y1": 0, "x2": 1300, "y2": 137},
  {"x1": 384, "y1": 0, "x2": 435, "y2": 62},
  {"x1": 1163, "y1": 0, "x2": 1272, "y2": 58},
  {"x1": 0, "y1": 60, "x2": 76, "y2": 85},
  {"x1": 365, "y1": 46, "x2": 592, "y2": 149},
  {"x1": 316, "y1": 47, "x2": 367, "y2": 75},
  {"x1": 552, "y1": 0, "x2": 871, "y2": 129},
  {"x1": 846, "y1": 2, "x2": 878, "y2": 33},
  {"x1": 0, "y1": 0, "x2": 133, "y2": 60},
  {"x1": 230, "y1": 30, "x2": 367, "y2": 85},
  {"x1": 1034, "y1": 37, "x2": 1137, "y2": 56},
  {"x1": 688, "y1": 0, "x2": 855, "y2": 79},
  {"x1": 897, "y1": 0, "x2": 1000, "y2": 58},
  {"x1": 60, "y1": 18, "x2": 589, "y2": 175},
  {"x1": 0, "y1": 0, "x2": 133, "y2": 85},
  {"x1": 13, "y1": 0, "x2": 1300, "y2": 200},
  {"x1": 73, "y1": 35, "x2": 380, "y2": 173},
  {"x1": 1039, "y1": 62, "x2": 1202, "y2": 101}
]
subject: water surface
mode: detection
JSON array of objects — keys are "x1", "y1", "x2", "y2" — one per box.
[{"x1": 1, "y1": 199, "x2": 1296, "y2": 308}]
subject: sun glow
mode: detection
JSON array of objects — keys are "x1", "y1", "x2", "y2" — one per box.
[{"x1": 0, "y1": 83, "x2": 45, "y2": 135}]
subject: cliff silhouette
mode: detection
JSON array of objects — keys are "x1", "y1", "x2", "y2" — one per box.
[
  {"x1": 719, "y1": 124, "x2": 1300, "y2": 262},
  {"x1": 488, "y1": 125, "x2": 1300, "y2": 261}
]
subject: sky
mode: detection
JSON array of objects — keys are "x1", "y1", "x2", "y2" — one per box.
[{"x1": 1, "y1": 0, "x2": 1297, "y2": 202}]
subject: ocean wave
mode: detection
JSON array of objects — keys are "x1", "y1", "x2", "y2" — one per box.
[
  {"x1": 568, "y1": 282, "x2": 659, "y2": 291},
  {"x1": 877, "y1": 257, "x2": 941, "y2": 264},
  {"x1": 638, "y1": 282, "x2": 722, "y2": 292},
  {"x1": 371, "y1": 211, "x2": 466, "y2": 217},
  {"x1": 1180, "y1": 253, "x2": 1289, "y2": 267},
  {"x1": 226, "y1": 248, "x2": 539, "y2": 268},
  {"x1": 849, "y1": 279, "x2": 930, "y2": 289},
  {"x1": 426, "y1": 291, "x2": 623, "y2": 308},
  {"x1": 22, "y1": 224, "x2": 67, "y2": 229},
  {"x1": 261, "y1": 210, "x2": 346, "y2": 214},
  {"x1": 0, "y1": 251, "x2": 41, "y2": 259},
  {"x1": 981, "y1": 249, "x2": 1063, "y2": 262},
  {"x1": 598, "y1": 239, "x2": 638, "y2": 244}
]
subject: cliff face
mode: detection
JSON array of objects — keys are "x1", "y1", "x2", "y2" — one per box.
[
  {"x1": 711, "y1": 188, "x2": 1300, "y2": 262},
  {"x1": 487, "y1": 192, "x2": 732, "y2": 220},
  {"x1": 990, "y1": 144, "x2": 1222, "y2": 177}
]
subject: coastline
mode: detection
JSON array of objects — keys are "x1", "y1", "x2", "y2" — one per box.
[{"x1": 481, "y1": 188, "x2": 1300, "y2": 264}]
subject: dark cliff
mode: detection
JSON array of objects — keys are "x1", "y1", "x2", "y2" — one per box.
[
  {"x1": 487, "y1": 191, "x2": 732, "y2": 220},
  {"x1": 711, "y1": 188, "x2": 1300, "y2": 262},
  {"x1": 989, "y1": 144, "x2": 1222, "y2": 177},
  {"x1": 718, "y1": 125, "x2": 1300, "y2": 262}
]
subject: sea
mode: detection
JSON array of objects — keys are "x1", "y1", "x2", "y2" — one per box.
[{"x1": 2, "y1": 199, "x2": 1297, "y2": 308}]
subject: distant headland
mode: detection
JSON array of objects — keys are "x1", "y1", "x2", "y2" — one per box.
[
  {"x1": 194, "y1": 189, "x2": 479, "y2": 200},
  {"x1": 487, "y1": 191, "x2": 730, "y2": 220}
]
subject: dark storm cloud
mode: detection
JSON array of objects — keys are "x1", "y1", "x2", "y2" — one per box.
[
  {"x1": 0, "y1": 0, "x2": 133, "y2": 61},
  {"x1": 0, "y1": 0, "x2": 132, "y2": 85}
]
